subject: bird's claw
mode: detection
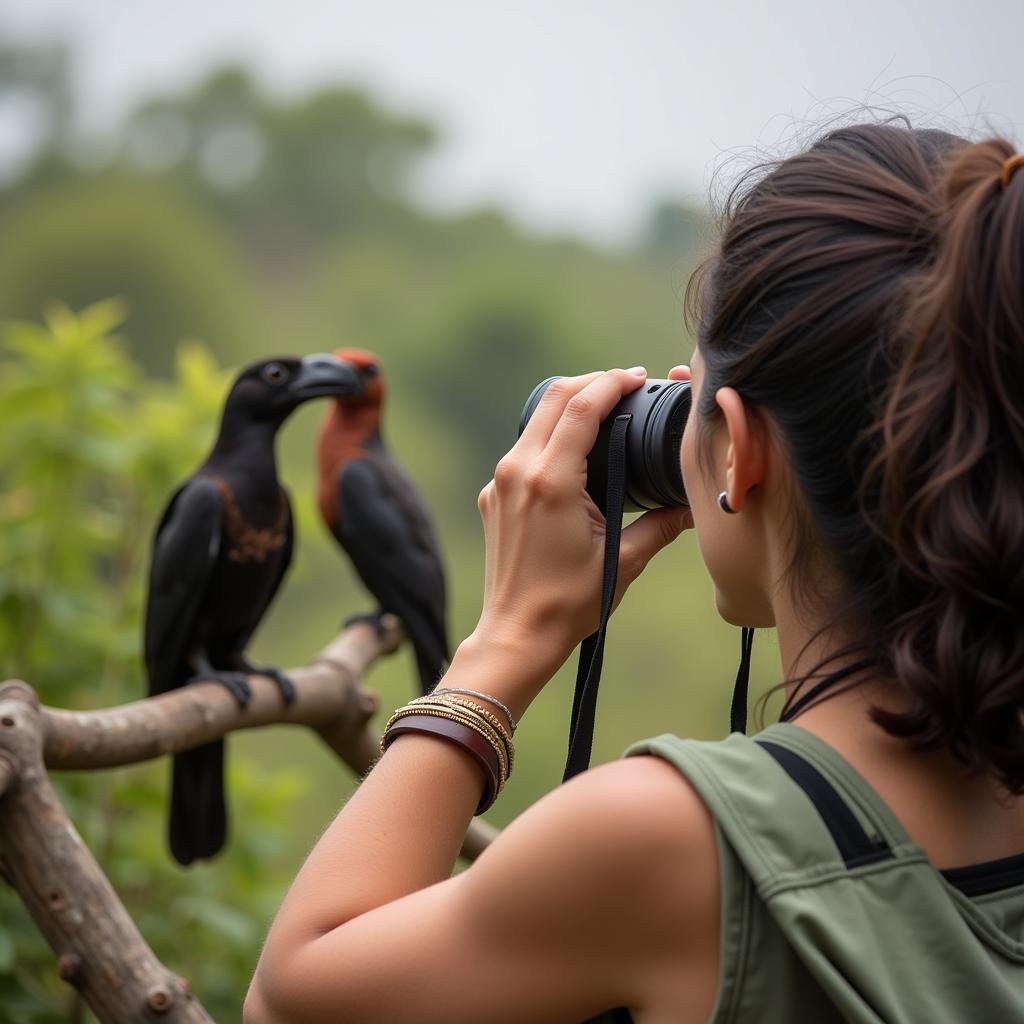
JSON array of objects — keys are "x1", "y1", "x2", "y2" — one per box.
[
  {"x1": 343, "y1": 610, "x2": 388, "y2": 640},
  {"x1": 238, "y1": 661, "x2": 297, "y2": 706},
  {"x1": 186, "y1": 671, "x2": 253, "y2": 708}
]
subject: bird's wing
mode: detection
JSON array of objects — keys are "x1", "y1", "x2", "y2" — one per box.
[
  {"x1": 337, "y1": 458, "x2": 449, "y2": 676},
  {"x1": 143, "y1": 476, "x2": 222, "y2": 696}
]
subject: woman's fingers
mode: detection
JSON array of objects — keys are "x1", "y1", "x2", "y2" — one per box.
[
  {"x1": 516, "y1": 372, "x2": 603, "y2": 453},
  {"x1": 544, "y1": 367, "x2": 647, "y2": 466},
  {"x1": 616, "y1": 505, "x2": 693, "y2": 590},
  {"x1": 668, "y1": 364, "x2": 691, "y2": 382}
]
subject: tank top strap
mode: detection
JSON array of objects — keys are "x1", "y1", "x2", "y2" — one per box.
[{"x1": 753, "y1": 722, "x2": 922, "y2": 856}]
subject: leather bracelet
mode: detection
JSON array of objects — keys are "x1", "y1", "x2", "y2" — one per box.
[
  {"x1": 386, "y1": 703, "x2": 509, "y2": 785},
  {"x1": 381, "y1": 712, "x2": 501, "y2": 814},
  {"x1": 396, "y1": 697, "x2": 512, "y2": 779}
]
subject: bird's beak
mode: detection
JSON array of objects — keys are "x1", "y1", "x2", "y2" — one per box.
[{"x1": 288, "y1": 353, "x2": 367, "y2": 401}]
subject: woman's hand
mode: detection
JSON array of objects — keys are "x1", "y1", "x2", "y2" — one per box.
[{"x1": 465, "y1": 367, "x2": 693, "y2": 697}]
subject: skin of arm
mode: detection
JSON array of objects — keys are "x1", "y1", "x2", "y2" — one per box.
[{"x1": 245, "y1": 368, "x2": 714, "y2": 1024}]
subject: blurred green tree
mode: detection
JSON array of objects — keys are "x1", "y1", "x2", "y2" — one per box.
[
  {"x1": 122, "y1": 67, "x2": 435, "y2": 253},
  {"x1": 0, "y1": 40, "x2": 72, "y2": 180},
  {"x1": 415, "y1": 274, "x2": 587, "y2": 489},
  {"x1": 641, "y1": 198, "x2": 706, "y2": 258},
  {"x1": 0, "y1": 179, "x2": 264, "y2": 376}
]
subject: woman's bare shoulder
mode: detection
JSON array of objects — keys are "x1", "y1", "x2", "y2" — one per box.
[
  {"x1": 569, "y1": 754, "x2": 720, "y2": 937},
  {"x1": 462, "y1": 751, "x2": 721, "y2": 1012},
  {"x1": 476, "y1": 752, "x2": 718, "y2": 887}
]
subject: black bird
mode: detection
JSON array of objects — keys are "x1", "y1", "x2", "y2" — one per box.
[
  {"x1": 316, "y1": 348, "x2": 450, "y2": 695},
  {"x1": 144, "y1": 353, "x2": 366, "y2": 866}
]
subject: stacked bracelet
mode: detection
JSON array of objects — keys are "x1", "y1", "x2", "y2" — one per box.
[
  {"x1": 390, "y1": 699, "x2": 510, "y2": 783},
  {"x1": 380, "y1": 689, "x2": 518, "y2": 815}
]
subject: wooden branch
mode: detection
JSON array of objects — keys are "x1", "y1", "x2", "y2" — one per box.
[
  {"x1": 42, "y1": 620, "x2": 394, "y2": 770},
  {"x1": 0, "y1": 681, "x2": 211, "y2": 1022},
  {"x1": 0, "y1": 620, "x2": 499, "y2": 1022},
  {"x1": 0, "y1": 753, "x2": 14, "y2": 800},
  {"x1": 39, "y1": 619, "x2": 499, "y2": 855}
]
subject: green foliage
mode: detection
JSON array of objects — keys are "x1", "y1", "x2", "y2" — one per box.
[{"x1": 0, "y1": 305, "x2": 302, "y2": 1023}]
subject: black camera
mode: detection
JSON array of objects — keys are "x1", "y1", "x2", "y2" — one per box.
[{"x1": 518, "y1": 376, "x2": 692, "y2": 513}]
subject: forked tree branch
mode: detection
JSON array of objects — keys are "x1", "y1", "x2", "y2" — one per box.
[{"x1": 0, "y1": 620, "x2": 499, "y2": 1022}]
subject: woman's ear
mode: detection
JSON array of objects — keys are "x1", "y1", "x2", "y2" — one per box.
[{"x1": 715, "y1": 387, "x2": 766, "y2": 512}]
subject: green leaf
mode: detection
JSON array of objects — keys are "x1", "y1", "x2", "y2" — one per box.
[{"x1": 78, "y1": 297, "x2": 129, "y2": 342}]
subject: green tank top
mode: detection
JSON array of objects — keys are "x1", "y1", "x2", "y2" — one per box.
[{"x1": 616, "y1": 722, "x2": 1024, "y2": 1023}]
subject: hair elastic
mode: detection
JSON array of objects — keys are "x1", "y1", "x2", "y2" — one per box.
[{"x1": 1000, "y1": 153, "x2": 1024, "y2": 189}]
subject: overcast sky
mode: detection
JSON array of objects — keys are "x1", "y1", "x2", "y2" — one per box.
[{"x1": 3, "y1": 0, "x2": 1022, "y2": 243}]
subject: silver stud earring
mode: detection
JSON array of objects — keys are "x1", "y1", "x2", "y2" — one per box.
[{"x1": 718, "y1": 491, "x2": 737, "y2": 514}]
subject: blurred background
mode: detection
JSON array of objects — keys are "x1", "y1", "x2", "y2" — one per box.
[{"x1": 0, "y1": 2, "x2": 1020, "y2": 1020}]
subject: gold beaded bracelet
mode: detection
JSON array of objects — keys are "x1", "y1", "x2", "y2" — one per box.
[
  {"x1": 380, "y1": 688, "x2": 519, "y2": 815},
  {"x1": 431, "y1": 686, "x2": 519, "y2": 732},
  {"x1": 409, "y1": 693, "x2": 515, "y2": 763},
  {"x1": 383, "y1": 705, "x2": 508, "y2": 787},
  {"x1": 404, "y1": 695, "x2": 515, "y2": 773}
]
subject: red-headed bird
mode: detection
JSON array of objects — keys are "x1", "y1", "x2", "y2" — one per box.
[
  {"x1": 317, "y1": 348, "x2": 449, "y2": 694},
  {"x1": 145, "y1": 354, "x2": 367, "y2": 865}
]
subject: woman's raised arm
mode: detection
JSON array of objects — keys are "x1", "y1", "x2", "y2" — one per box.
[{"x1": 244, "y1": 750, "x2": 719, "y2": 1024}]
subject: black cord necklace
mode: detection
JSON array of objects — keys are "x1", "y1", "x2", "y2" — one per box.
[{"x1": 779, "y1": 657, "x2": 875, "y2": 724}]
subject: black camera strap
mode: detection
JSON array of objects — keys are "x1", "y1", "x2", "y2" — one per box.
[
  {"x1": 731, "y1": 625, "x2": 755, "y2": 734},
  {"x1": 562, "y1": 413, "x2": 632, "y2": 782},
  {"x1": 562, "y1": 413, "x2": 760, "y2": 783}
]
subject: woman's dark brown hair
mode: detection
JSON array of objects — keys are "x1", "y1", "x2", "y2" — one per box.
[{"x1": 688, "y1": 121, "x2": 1024, "y2": 792}]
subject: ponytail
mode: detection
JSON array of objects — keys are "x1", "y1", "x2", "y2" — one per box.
[
  {"x1": 868, "y1": 137, "x2": 1024, "y2": 791},
  {"x1": 694, "y1": 123, "x2": 1024, "y2": 792}
]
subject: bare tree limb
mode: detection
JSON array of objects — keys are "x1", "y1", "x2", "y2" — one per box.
[
  {"x1": 38, "y1": 618, "x2": 498, "y2": 854},
  {"x1": 42, "y1": 619, "x2": 396, "y2": 770},
  {"x1": 0, "y1": 754, "x2": 14, "y2": 800},
  {"x1": 0, "y1": 620, "x2": 500, "y2": 1022},
  {"x1": 0, "y1": 681, "x2": 211, "y2": 1022}
]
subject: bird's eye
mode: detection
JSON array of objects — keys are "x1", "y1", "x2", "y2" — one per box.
[
  {"x1": 261, "y1": 362, "x2": 289, "y2": 385},
  {"x1": 362, "y1": 364, "x2": 379, "y2": 379}
]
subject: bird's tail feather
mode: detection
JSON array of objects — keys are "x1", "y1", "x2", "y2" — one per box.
[{"x1": 169, "y1": 740, "x2": 227, "y2": 866}]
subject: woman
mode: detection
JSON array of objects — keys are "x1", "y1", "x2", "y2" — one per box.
[{"x1": 244, "y1": 123, "x2": 1024, "y2": 1023}]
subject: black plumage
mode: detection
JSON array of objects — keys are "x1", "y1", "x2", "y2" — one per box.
[
  {"x1": 144, "y1": 354, "x2": 365, "y2": 865},
  {"x1": 317, "y1": 349, "x2": 449, "y2": 695}
]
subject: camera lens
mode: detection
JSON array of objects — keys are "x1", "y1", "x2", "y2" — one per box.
[
  {"x1": 518, "y1": 376, "x2": 564, "y2": 437},
  {"x1": 635, "y1": 381, "x2": 690, "y2": 509},
  {"x1": 518, "y1": 376, "x2": 691, "y2": 512}
]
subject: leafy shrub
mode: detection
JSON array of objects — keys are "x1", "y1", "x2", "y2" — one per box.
[{"x1": 0, "y1": 302, "x2": 304, "y2": 1023}]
